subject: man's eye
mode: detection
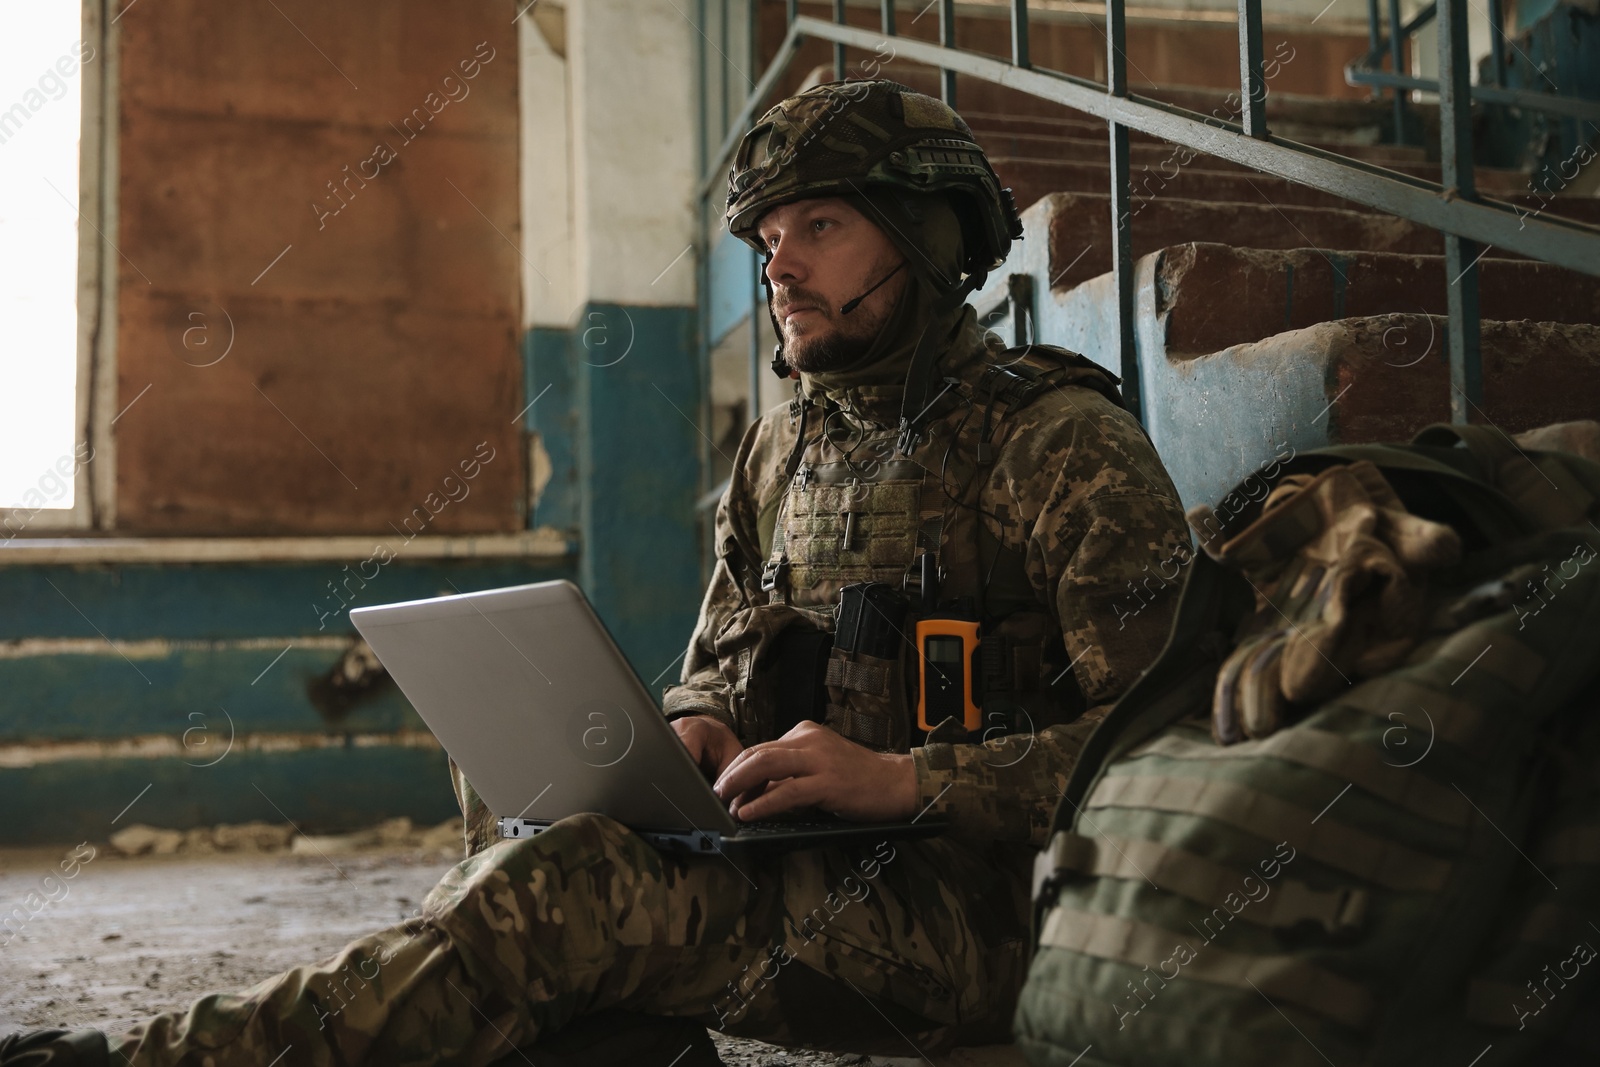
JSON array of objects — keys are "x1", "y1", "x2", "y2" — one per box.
[{"x1": 811, "y1": 218, "x2": 832, "y2": 233}]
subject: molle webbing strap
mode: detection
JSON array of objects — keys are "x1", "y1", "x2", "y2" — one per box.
[
  {"x1": 1127, "y1": 729, "x2": 1473, "y2": 828},
  {"x1": 1334, "y1": 678, "x2": 1490, "y2": 755},
  {"x1": 825, "y1": 657, "x2": 891, "y2": 696},
  {"x1": 761, "y1": 401, "x2": 815, "y2": 603},
  {"x1": 1037, "y1": 906, "x2": 1376, "y2": 1031},
  {"x1": 1038, "y1": 832, "x2": 1367, "y2": 934},
  {"x1": 1087, "y1": 774, "x2": 1454, "y2": 892},
  {"x1": 1410, "y1": 424, "x2": 1600, "y2": 529},
  {"x1": 828, "y1": 704, "x2": 891, "y2": 749},
  {"x1": 1432, "y1": 628, "x2": 1547, "y2": 694}
]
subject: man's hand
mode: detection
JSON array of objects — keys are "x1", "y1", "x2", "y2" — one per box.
[
  {"x1": 671, "y1": 714, "x2": 744, "y2": 780},
  {"x1": 713, "y1": 720, "x2": 917, "y2": 823}
]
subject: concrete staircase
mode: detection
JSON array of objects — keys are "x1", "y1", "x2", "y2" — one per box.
[{"x1": 940, "y1": 75, "x2": 1600, "y2": 509}]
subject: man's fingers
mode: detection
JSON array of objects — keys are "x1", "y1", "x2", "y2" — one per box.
[
  {"x1": 714, "y1": 744, "x2": 811, "y2": 802},
  {"x1": 709, "y1": 737, "x2": 743, "y2": 778},
  {"x1": 731, "y1": 777, "x2": 814, "y2": 821},
  {"x1": 714, "y1": 737, "x2": 793, "y2": 787}
]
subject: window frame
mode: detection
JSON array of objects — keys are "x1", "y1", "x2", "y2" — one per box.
[{"x1": 0, "y1": 0, "x2": 115, "y2": 536}]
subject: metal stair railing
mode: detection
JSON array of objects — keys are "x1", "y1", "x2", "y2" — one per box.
[
  {"x1": 695, "y1": 0, "x2": 1600, "y2": 430},
  {"x1": 1346, "y1": 0, "x2": 1600, "y2": 132}
]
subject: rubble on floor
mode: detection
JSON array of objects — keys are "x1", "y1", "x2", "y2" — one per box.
[{"x1": 106, "y1": 817, "x2": 464, "y2": 858}]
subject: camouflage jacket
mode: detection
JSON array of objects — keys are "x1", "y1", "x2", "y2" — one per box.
[{"x1": 663, "y1": 312, "x2": 1190, "y2": 848}]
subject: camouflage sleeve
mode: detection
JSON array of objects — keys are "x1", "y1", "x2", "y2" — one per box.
[
  {"x1": 911, "y1": 390, "x2": 1192, "y2": 848},
  {"x1": 660, "y1": 548, "x2": 744, "y2": 733},
  {"x1": 661, "y1": 413, "x2": 784, "y2": 732}
]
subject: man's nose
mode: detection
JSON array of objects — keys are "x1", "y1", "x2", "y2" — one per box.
[{"x1": 765, "y1": 239, "x2": 806, "y2": 287}]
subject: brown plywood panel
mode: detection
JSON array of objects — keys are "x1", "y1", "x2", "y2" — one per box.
[
  {"x1": 114, "y1": 294, "x2": 520, "y2": 534},
  {"x1": 117, "y1": 2, "x2": 512, "y2": 136},
  {"x1": 114, "y1": 0, "x2": 522, "y2": 534}
]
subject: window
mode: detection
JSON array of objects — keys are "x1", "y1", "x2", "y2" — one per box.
[{"x1": 0, "y1": 5, "x2": 96, "y2": 526}]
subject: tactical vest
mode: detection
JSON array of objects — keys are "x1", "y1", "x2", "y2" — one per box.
[
  {"x1": 1019, "y1": 424, "x2": 1600, "y2": 1067},
  {"x1": 723, "y1": 344, "x2": 1123, "y2": 755}
]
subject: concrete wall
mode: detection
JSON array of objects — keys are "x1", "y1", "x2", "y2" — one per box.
[
  {"x1": 0, "y1": 550, "x2": 573, "y2": 845},
  {"x1": 111, "y1": 0, "x2": 525, "y2": 535},
  {"x1": 1, "y1": 0, "x2": 705, "y2": 845},
  {"x1": 521, "y1": 0, "x2": 704, "y2": 684}
]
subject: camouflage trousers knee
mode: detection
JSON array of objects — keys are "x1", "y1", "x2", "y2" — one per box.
[{"x1": 109, "y1": 812, "x2": 1031, "y2": 1066}]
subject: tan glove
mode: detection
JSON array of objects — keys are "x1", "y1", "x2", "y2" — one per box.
[{"x1": 1190, "y1": 461, "x2": 1461, "y2": 744}]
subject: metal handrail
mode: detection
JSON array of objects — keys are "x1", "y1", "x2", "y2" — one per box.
[
  {"x1": 1347, "y1": 0, "x2": 1597, "y2": 129},
  {"x1": 696, "y1": 0, "x2": 1600, "y2": 429},
  {"x1": 1345, "y1": 66, "x2": 1600, "y2": 124}
]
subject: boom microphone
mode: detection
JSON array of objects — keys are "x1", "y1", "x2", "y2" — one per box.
[{"x1": 838, "y1": 261, "x2": 907, "y2": 316}]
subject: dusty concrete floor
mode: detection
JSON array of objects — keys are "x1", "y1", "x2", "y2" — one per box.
[{"x1": 0, "y1": 843, "x2": 1013, "y2": 1066}]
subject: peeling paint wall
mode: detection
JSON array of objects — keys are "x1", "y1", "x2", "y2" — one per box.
[
  {"x1": 111, "y1": 0, "x2": 525, "y2": 535},
  {"x1": 0, "y1": 556, "x2": 574, "y2": 845}
]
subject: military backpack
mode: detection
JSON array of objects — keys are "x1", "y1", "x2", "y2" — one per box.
[{"x1": 1018, "y1": 424, "x2": 1600, "y2": 1067}]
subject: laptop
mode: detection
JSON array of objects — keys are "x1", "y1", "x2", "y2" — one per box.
[{"x1": 348, "y1": 580, "x2": 946, "y2": 854}]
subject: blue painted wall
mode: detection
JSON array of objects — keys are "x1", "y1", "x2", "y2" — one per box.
[
  {"x1": 2, "y1": 297, "x2": 706, "y2": 846},
  {"x1": 526, "y1": 325, "x2": 580, "y2": 532},
  {"x1": 0, "y1": 558, "x2": 574, "y2": 845},
  {"x1": 572, "y1": 302, "x2": 705, "y2": 696}
]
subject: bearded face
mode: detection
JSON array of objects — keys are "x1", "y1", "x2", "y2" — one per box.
[{"x1": 758, "y1": 197, "x2": 908, "y2": 374}]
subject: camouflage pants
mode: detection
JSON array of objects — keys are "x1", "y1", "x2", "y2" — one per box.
[{"x1": 110, "y1": 800, "x2": 1031, "y2": 1064}]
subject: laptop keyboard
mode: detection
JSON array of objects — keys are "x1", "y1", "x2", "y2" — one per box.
[{"x1": 733, "y1": 819, "x2": 849, "y2": 835}]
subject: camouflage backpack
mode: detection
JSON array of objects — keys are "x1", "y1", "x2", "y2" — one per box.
[{"x1": 1018, "y1": 423, "x2": 1600, "y2": 1067}]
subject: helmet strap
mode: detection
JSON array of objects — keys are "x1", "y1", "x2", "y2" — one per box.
[
  {"x1": 895, "y1": 270, "x2": 985, "y2": 456},
  {"x1": 760, "y1": 257, "x2": 795, "y2": 379}
]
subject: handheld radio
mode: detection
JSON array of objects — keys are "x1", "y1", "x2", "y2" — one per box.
[{"x1": 912, "y1": 553, "x2": 982, "y2": 732}]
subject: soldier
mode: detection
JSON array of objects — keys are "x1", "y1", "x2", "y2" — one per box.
[{"x1": 1, "y1": 80, "x2": 1189, "y2": 1067}]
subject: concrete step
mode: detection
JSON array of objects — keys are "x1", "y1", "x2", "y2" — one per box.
[
  {"x1": 1019, "y1": 191, "x2": 1600, "y2": 293},
  {"x1": 994, "y1": 155, "x2": 1600, "y2": 227},
  {"x1": 975, "y1": 130, "x2": 1531, "y2": 197},
  {"x1": 1149, "y1": 315, "x2": 1600, "y2": 509},
  {"x1": 993, "y1": 155, "x2": 1410, "y2": 213},
  {"x1": 1194, "y1": 314, "x2": 1600, "y2": 450},
  {"x1": 1026, "y1": 190, "x2": 1446, "y2": 292},
  {"x1": 1043, "y1": 243, "x2": 1600, "y2": 366}
]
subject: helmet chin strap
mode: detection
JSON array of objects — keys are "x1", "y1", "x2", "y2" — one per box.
[
  {"x1": 763, "y1": 261, "x2": 794, "y2": 380},
  {"x1": 894, "y1": 270, "x2": 985, "y2": 456}
]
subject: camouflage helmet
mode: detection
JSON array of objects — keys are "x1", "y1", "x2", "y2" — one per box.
[{"x1": 725, "y1": 80, "x2": 1023, "y2": 287}]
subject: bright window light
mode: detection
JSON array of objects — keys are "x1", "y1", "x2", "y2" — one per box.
[{"x1": 0, "y1": 6, "x2": 89, "y2": 511}]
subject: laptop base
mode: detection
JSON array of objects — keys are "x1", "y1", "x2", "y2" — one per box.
[{"x1": 497, "y1": 815, "x2": 947, "y2": 854}]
